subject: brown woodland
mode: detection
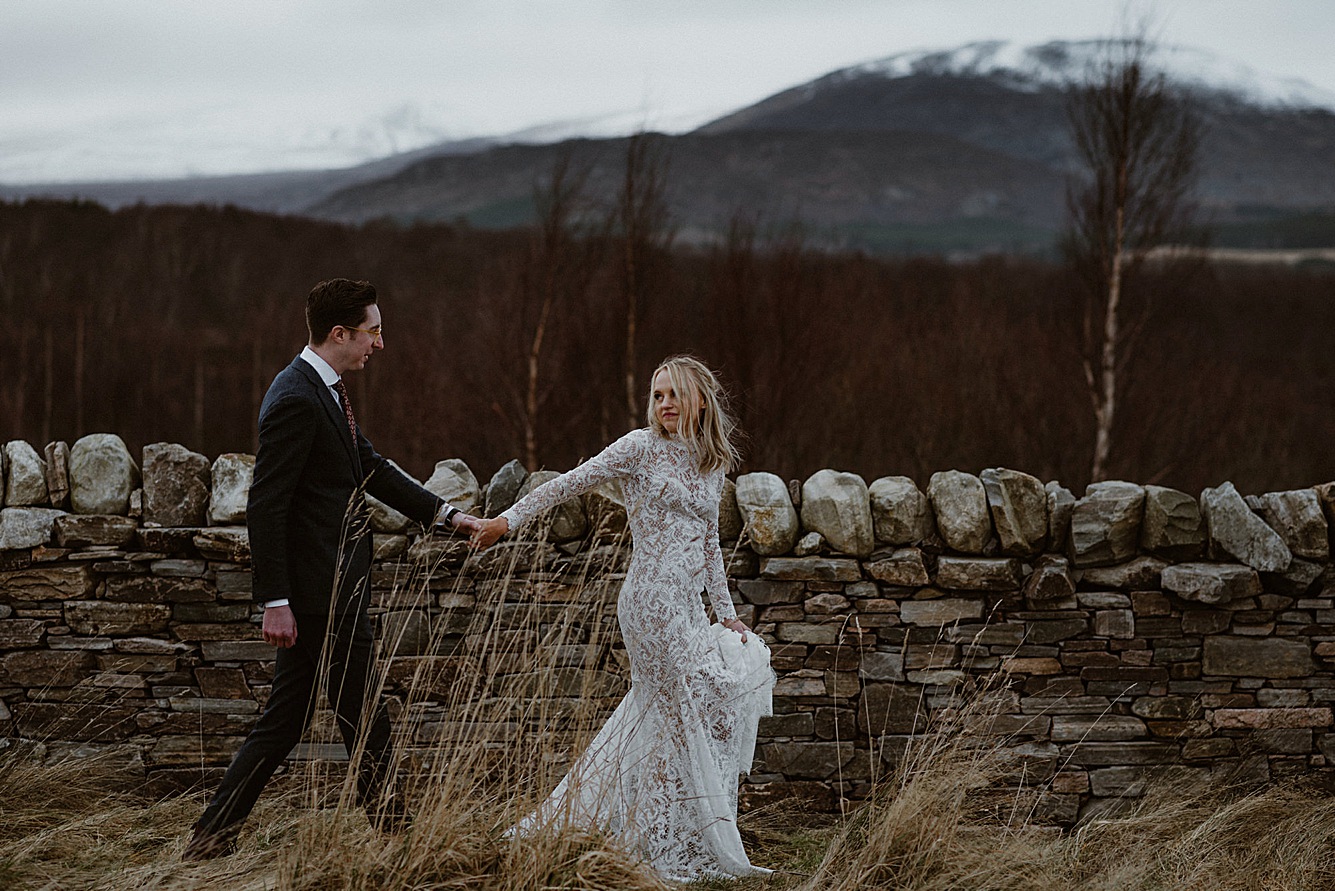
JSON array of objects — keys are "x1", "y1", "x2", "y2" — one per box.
[{"x1": 1, "y1": 197, "x2": 1332, "y2": 496}]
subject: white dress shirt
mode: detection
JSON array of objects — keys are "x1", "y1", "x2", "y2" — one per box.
[{"x1": 300, "y1": 345, "x2": 345, "y2": 410}]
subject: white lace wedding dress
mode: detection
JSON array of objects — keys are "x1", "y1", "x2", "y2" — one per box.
[{"x1": 500, "y1": 427, "x2": 775, "y2": 882}]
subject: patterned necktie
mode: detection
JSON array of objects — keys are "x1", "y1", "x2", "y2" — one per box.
[{"x1": 332, "y1": 379, "x2": 358, "y2": 442}]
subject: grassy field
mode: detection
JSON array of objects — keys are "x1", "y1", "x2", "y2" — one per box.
[
  {"x1": 6, "y1": 694, "x2": 1335, "y2": 890},
  {"x1": 6, "y1": 540, "x2": 1335, "y2": 890}
]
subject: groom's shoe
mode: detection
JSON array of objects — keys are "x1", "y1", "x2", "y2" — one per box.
[{"x1": 182, "y1": 822, "x2": 240, "y2": 861}]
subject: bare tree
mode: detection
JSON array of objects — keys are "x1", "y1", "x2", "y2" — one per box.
[
  {"x1": 1064, "y1": 36, "x2": 1202, "y2": 482},
  {"x1": 482, "y1": 153, "x2": 602, "y2": 470},
  {"x1": 615, "y1": 133, "x2": 674, "y2": 431},
  {"x1": 522, "y1": 156, "x2": 601, "y2": 468}
]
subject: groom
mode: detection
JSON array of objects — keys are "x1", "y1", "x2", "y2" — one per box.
[{"x1": 184, "y1": 278, "x2": 476, "y2": 860}]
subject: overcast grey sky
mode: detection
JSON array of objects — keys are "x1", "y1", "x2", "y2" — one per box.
[{"x1": 4, "y1": 0, "x2": 1334, "y2": 182}]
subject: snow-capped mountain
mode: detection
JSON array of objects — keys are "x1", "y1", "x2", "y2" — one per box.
[
  {"x1": 0, "y1": 100, "x2": 469, "y2": 185},
  {"x1": 7, "y1": 39, "x2": 1335, "y2": 257},
  {"x1": 843, "y1": 40, "x2": 1335, "y2": 110},
  {"x1": 305, "y1": 38, "x2": 1335, "y2": 252},
  {"x1": 6, "y1": 39, "x2": 1332, "y2": 187},
  {"x1": 0, "y1": 99, "x2": 721, "y2": 186}
]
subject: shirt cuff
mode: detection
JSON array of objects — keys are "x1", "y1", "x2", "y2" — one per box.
[{"x1": 264, "y1": 599, "x2": 290, "y2": 609}]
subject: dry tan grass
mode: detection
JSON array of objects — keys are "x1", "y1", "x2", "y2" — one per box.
[
  {"x1": 7, "y1": 539, "x2": 1335, "y2": 890},
  {"x1": 791, "y1": 686, "x2": 1335, "y2": 891},
  {"x1": 11, "y1": 686, "x2": 1335, "y2": 891},
  {"x1": 0, "y1": 683, "x2": 666, "y2": 891},
  {"x1": 8, "y1": 690, "x2": 1335, "y2": 891}
]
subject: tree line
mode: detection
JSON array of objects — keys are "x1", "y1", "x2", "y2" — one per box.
[{"x1": 2, "y1": 190, "x2": 1332, "y2": 497}]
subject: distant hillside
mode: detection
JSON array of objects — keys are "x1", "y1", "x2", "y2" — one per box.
[
  {"x1": 308, "y1": 130, "x2": 1065, "y2": 253},
  {"x1": 0, "y1": 137, "x2": 496, "y2": 215},
  {"x1": 305, "y1": 41, "x2": 1335, "y2": 253},
  {"x1": 9, "y1": 40, "x2": 1335, "y2": 255},
  {"x1": 699, "y1": 54, "x2": 1335, "y2": 217}
]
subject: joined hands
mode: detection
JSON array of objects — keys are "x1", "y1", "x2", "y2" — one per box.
[
  {"x1": 470, "y1": 516, "x2": 508, "y2": 549},
  {"x1": 435, "y1": 511, "x2": 507, "y2": 548},
  {"x1": 452, "y1": 514, "x2": 483, "y2": 534},
  {"x1": 433, "y1": 511, "x2": 483, "y2": 539}
]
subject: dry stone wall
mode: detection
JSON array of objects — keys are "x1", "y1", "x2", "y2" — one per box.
[{"x1": 3, "y1": 434, "x2": 1335, "y2": 820}]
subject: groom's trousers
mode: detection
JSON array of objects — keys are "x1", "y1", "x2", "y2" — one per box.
[{"x1": 194, "y1": 607, "x2": 396, "y2": 835}]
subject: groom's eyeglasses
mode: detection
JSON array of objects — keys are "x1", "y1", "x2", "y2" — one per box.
[{"x1": 343, "y1": 325, "x2": 384, "y2": 340}]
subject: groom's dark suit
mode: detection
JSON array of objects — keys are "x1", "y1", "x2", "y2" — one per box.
[{"x1": 194, "y1": 354, "x2": 443, "y2": 839}]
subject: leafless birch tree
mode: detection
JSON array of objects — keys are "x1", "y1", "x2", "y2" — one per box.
[
  {"x1": 1064, "y1": 37, "x2": 1201, "y2": 482},
  {"x1": 615, "y1": 133, "x2": 674, "y2": 432}
]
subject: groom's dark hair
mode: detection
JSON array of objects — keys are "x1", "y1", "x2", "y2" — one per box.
[{"x1": 307, "y1": 278, "x2": 378, "y2": 344}]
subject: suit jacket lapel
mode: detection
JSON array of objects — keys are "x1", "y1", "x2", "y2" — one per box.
[{"x1": 293, "y1": 358, "x2": 360, "y2": 470}]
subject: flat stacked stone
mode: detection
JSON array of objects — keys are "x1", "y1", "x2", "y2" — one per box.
[
  {"x1": 1045, "y1": 482, "x2": 1076, "y2": 553},
  {"x1": 981, "y1": 467, "x2": 1048, "y2": 556},
  {"x1": 65, "y1": 601, "x2": 173, "y2": 636},
  {"x1": 900, "y1": 597, "x2": 983, "y2": 625},
  {"x1": 868, "y1": 476, "x2": 933, "y2": 545},
  {"x1": 927, "y1": 470, "x2": 991, "y2": 554},
  {"x1": 14, "y1": 437, "x2": 1335, "y2": 821},
  {"x1": 866, "y1": 548, "x2": 930, "y2": 586},
  {"x1": 1202, "y1": 636, "x2": 1313, "y2": 678},
  {"x1": 69, "y1": 434, "x2": 139, "y2": 515},
  {"x1": 1068, "y1": 481, "x2": 1145, "y2": 568},
  {"x1": 54, "y1": 515, "x2": 138, "y2": 548},
  {"x1": 1161, "y1": 562, "x2": 1261, "y2": 605},
  {"x1": 583, "y1": 479, "x2": 628, "y2": 539},
  {"x1": 935, "y1": 556, "x2": 1025, "y2": 591},
  {"x1": 1140, "y1": 485, "x2": 1206, "y2": 560},
  {"x1": 736, "y1": 472, "x2": 799, "y2": 556},
  {"x1": 43, "y1": 442, "x2": 71, "y2": 508},
  {"x1": 0, "y1": 564, "x2": 96, "y2": 599},
  {"x1": 484, "y1": 459, "x2": 528, "y2": 518},
  {"x1": 379, "y1": 610, "x2": 431, "y2": 657},
  {"x1": 759, "y1": 556, "x2": 860, "y2": 582},
  {"x1": 718, "y1": 478, "x2": 743, "y2": 541},
  {"x1": 142, "y1": 443, "x2": 210, "y2": 527},
  {"x1": 4, "y1": 441, "x2": 48, "y2": 506},
  {"x1": 1024, "y1": 554, "x2": 1076, "y2": 602},
  {"x1": 2, "y1": 650, "x2": 96, "y2": 686},
  {"x1": 1080, "y1": 556, "x2": 1168, "y2": 590},
  {"x1": 193, "y1": 528, "x2": 250, "y2": 562},
  {"x1": 1201, "y1": 482, "x2": 1292, "y2": 573},
  {"x1": 464, "y1": 539, "x2": 557, "y2": 576},
  {"x1": 425, "y1": 458, "x2": 481, "y2": 516},
  {"x1": 208, "y1": 453, "x2": 253, "y2": 525},
  {"x1": 1248, "y1": 489, "x2": 1328, "y2": 561},
  {"x1": 0, "y1": 507, "x2": 67, "y2": 549},
  {"x1": 800, "y1": 469, "x2": 872, "y2": 557}
]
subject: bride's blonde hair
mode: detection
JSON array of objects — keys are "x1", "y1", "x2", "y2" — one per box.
[{"x1": 646, "y1": 355, "x2": 740, "y2": 474}]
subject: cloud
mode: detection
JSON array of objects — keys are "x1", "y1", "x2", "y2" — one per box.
[{"x1": 3, "y1": 0, "x2": 1334, "y2": 181}]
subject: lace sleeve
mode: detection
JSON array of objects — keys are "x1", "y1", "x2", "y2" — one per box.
[
  {"x1": 502, "y1": 429, "x2": 647, "y2": 532},
  {"x1": 703, "y1": 472, "x2": 737, "y2": 622}
]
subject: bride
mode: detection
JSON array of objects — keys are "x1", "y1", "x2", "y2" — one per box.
[{"x1": 470, "y1": 355, "x2": 774, "y2": 881}]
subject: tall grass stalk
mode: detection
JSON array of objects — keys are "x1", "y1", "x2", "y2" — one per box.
[
  {"x1": 796, "y1": 682, "x2": 1335, "y2": 891},
  {"x1": 5, "y1": 529, "x2": 1335, "y2": 889}
]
